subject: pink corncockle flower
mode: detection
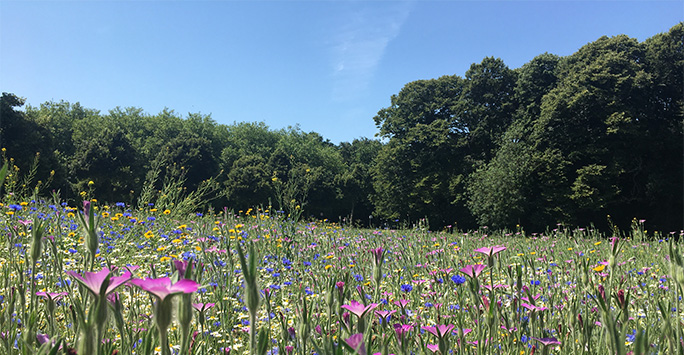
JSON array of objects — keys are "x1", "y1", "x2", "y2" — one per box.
[
  {"x1": 521, "y1": 303, "x2": 548, "y2": 312},
  {"x1": 375, "y1": 309, "x2": 396, "y2": 325},
  {"x1": 393, "y1": 323, "x2": 413, "y2": 338},
  {"x1": 125, "y1": 265, "x2": 141, "y2": 274},
  {"x1": 205, "y1": 245, "x2": 227, "y2": 253},
  {"x1": 66, "y1": 267, "x2": 132, "y2": 297},
  {"x1": 130, "y1": 277, "x2": 199, "y2": 301},
  {"x1": 173, "y1": 259, "x2": 193, "y2": 278},
  {"x1": 192, "y1": 303, "x2": 216, "y2": 312},
  {"x1": 375, "y1": 310, "x2": 397, "y2": 319},
  {"x1": 426, "y1": 344, "x2": 440, "y2": 353},
  {"x1": 459, "y1": 264, "x2": 487, "y2": 278},
  {"x1": 458, "y1": 328, "x2": 473, "y2": 336},
  {"x1": 393, "y1": 299, "x2": 410, "y2": 308},
  {"x1": 474, "y1": 245, "x2": 507, "y2": 257},
  {"x1": 18, "y1": 220, "x2": 31, "y2": 226},
  {"x1": 344, "y1": 333, "x2": 367, "y2": 355},
  {"x1": 341, "y1": 300, "x2": 378, "y2": 318},
  {"x1": 369, "y1": 247, "x2": 384, "y2": 266},
  {"x1": 36, "y1": 291, "x2": 68, "y2": 302},
  {"x1": 531, "y1": 337, "x2": 561, "y2": 346},
  {"x1": 422, "y1": 324, "x2": 455, "y2": 338},
  {"x1": 501, "y1": 325, "x2": 517, "y2": 333},
  {"x1": 521, "y1": 294, "x2": 542, "y2": 302},
  {"x1": 36, "y1": 334, "x2": 60, "y2": 348},
  {"x1": 82, "y1": 201, "x2": 91, "y2": 221}
]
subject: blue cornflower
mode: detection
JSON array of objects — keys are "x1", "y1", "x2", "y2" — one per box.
[
  {"x1": 401, "y1": 284, "x2": 413, "y2": 292},
  {"x1": 626, "y1": 330, "x2": 636, "y2": 343},
  {"x1": 451, "y1": 275, "x2": 466, "y2": 285}
]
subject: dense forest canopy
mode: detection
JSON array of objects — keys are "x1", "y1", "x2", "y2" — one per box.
[{"x1": 1, "y1": 24, "x2": 682, "y2": 232}]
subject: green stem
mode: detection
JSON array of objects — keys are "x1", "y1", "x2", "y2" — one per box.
[
  {"x1": 159, "y1": 326, "x2": 171, "y2": 355},
  {"x1": 250, "y1": 311, "x2": 257, "y2": 353}
]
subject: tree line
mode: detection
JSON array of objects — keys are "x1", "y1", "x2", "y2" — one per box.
[{"x1": 1, "y1": 24, "x2": 682, "y2": 232}]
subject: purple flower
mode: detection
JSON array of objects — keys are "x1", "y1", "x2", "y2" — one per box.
[
  {"x1": 393, "y1": 299, "x2": 410, "y2": 308},
  {"x1": 36, "y1": 334, "x2": 57, "y2": 347},
  {"x1": 522, "y1": 303, "x2": 548, "y2": 312},
  {"x1": 531, "y1": 337, "x2": 561, "y2": 346},
  {"x1": 474, "y1": 245, "x2": 507, "y2": 257},
  {"x1": 344, "y1": 333, "x2": 367, "y2": 355},
  {"x1": 459, "y1": 264, "x2": 487, "y2": 279},
  {"x1": 393, "y1": 323, "x2": 413, "y2": 345},
  {"x1": 130, "y1": 277, "x2": 199, "y2": 301},
  {"x1": 66, "y1": 267, "x2": 132, "y2": 297},
  {"x1": 375, "y1": 310, "x2": 396, "y2": 324},
  {"x1": 82, "y1": 200, "x2": 91, "y2": 218},
  {"x1": 36, "y1": 291, "x2": 68, "y2": 302},
  {"x1": 369, "y1": 247, "x2": 384, "y2": 266},
  {"x1": 341, "y1": 300, "x2": 378, "y2": 318},
  {"x1": 375, "y1": 310, "x2": 396, "y2": 318},
  {"x1": 458, "y1": 328, "x2": 473, "y2": 336},
  {"x1": 422, "y1": 324, "x2": 455, "y2": 338},
  {"x1": 426, "y1": 344, "x2": 440, "y2": 353},
  {"x1": 174, "y1": 259, "x2": 193, "y2": 279},
  {"x1": 192, "y1": 302, "x2": 216, "y2": 312}
]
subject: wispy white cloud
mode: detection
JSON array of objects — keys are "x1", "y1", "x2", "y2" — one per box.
[{"x1": 330, "y1": 2, "x2": 411, "y2": 102}]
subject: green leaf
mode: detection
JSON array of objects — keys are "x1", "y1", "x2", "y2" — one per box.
[{"x1": 0, "y1": 162, "x2": 7, "y2": 195}]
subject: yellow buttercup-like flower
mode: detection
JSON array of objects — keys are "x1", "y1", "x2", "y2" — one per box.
[{"x1": 593, "y1": 264, "x2": 606, "y2": 272}]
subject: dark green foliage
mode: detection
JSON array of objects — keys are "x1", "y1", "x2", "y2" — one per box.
[
  {"x1": 1, "y1": 23, "x2": 681, "y2": 231},
  {"x1": 225, "y1": 154, "x2": 272, "y2": 209},
  {"x1": 337, "y1": 138, "x2": 382, "y2": 224}
]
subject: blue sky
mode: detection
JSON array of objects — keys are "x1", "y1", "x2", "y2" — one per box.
[{"x1": 1, "y1": 1, "x2": 681, "y2": 144}]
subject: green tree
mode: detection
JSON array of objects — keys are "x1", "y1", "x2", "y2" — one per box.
[
  {"x1": 224, "y1": 154, "x2": 272, "y2": 209},
  {"x1": 0, "y1": 93, "x2": 61, "y2": 195},
  {"x1": 459, "y1": 57, "x2": 518, "y2": 163},
  {"x1": 69, "y1": 117, "x2": 140, "y2": 203},
  {"x1": 336, "y1": 138, "x2": 382, "y2": 225},
  {"x1": 373, "y1": 76, "x2": 468, "y2": 227}
]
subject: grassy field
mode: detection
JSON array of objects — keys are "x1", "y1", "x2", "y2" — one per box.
[{"x1": 0, "y1": 198, "x2": 681, "y2": 355}]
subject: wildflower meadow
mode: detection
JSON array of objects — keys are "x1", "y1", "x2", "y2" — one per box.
[{"x1": 2, "y1": 181, "x2": 683, "y2": 355}]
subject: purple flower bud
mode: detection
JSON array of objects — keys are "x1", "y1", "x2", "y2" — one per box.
[
  {"x1": 83, "y1": 200, "x2": 91, "y2": 217},
  {"x1": 598, "y1": 284, "x2": 606, "y2": 302},
  {"x1": 617, "y1": 289, "x2": 626, "y2": 309}
]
